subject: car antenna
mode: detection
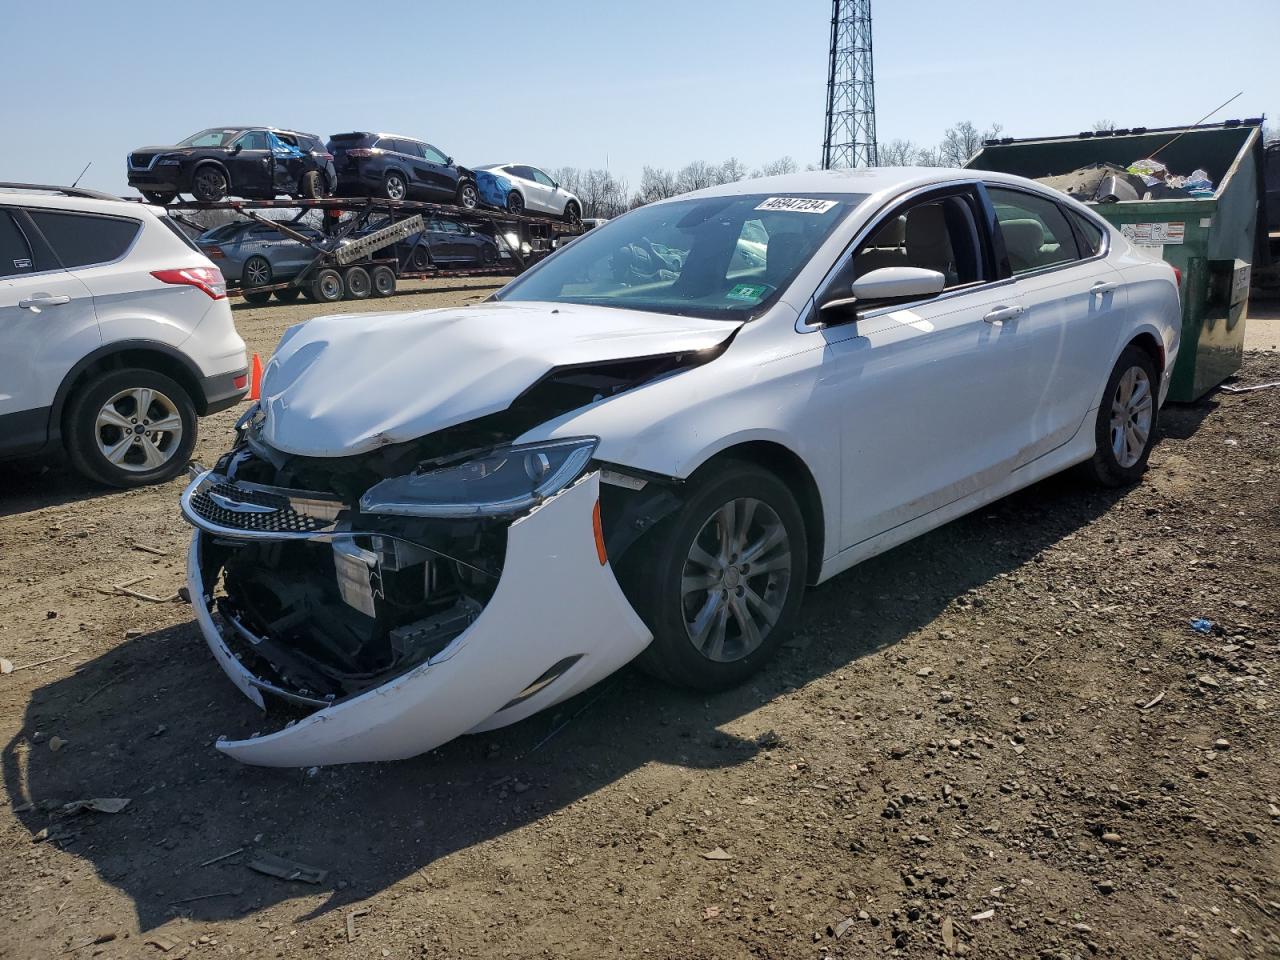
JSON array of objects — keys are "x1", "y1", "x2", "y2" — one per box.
[
  {"x1": 1148, "y1": 91, "x2": 1244, "y2": 161},
  {"x1": 70, "y1": 161, "x2": 92, "y2": 188}
]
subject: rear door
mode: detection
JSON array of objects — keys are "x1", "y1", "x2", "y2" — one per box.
[
  {"x1": 984, "y1": 185, "x2": 1127, "y2": 465},
  {"x1": 0, "y1": 206, "x2": 98, "y2": 453}
]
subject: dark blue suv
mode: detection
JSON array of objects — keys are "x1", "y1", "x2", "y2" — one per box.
[{"x1": 327, "y1": 132, "x2": 478, "y2": 208}]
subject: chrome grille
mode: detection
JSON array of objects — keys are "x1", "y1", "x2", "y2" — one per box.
[{"x1": 183, "y1": 475, "x2": 344, "y2": 538}]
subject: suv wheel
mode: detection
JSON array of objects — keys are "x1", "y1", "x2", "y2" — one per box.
[
  {"x1": 65, "y1": 368, "x2": 197, "y2": 488},
  {"x1": 456, "y1": 180, "x2": 479, "y2": 209},
  {"x1": 142, "y1": 190, "x2": 176, "y2": 205},
  {"x1": 382, "y1": 172, "x2": 408, "y2": 201},
  {"x1": 191, "y1": 165, "x2": 229, "y2": 202},
  {"x1": 299, "y1": 170, "x2": 326, "y2": 199}
]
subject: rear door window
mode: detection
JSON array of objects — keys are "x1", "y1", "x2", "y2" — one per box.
[
  {"x1": 987, "y1": 187, "x2": 1081, "y2": 274},
  {"x1": 0, "y1": 210, "x2": 37, "y2": 277},
  {"x1": 235, "y1": 131, "x2": 271, "y2": 151},
  {"x1": 28, "y1": 210, "x2": 141, "y2": 268}
]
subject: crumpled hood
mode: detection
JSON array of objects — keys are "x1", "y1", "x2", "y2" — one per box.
[{"x1": 257, "y1": 301, "x2": 740, "y2": 456}]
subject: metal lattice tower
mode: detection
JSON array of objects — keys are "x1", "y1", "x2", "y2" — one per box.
[{"x1": 822, "y1": 0, "x2": 877, "y2": 168}]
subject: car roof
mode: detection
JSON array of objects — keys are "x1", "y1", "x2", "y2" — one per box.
[
  {"x1": 674, "y1": 166, "x2": 1049, "y2": 202},
  {"x1": 0, "y1": 186, "x2": 155, "y2": 218}
]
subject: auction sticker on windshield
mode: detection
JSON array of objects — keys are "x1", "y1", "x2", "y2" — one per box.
[
  {"x1": 755, "y1": 197, "x2": 839, "y2": 214},
  {"x1": 726, "y1": 283, "x2": 771, "y2": 303}
]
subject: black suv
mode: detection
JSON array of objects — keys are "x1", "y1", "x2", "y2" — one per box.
[
  {"x1": 127, "y1": 127, "x2": 337, "y2": 204},
  {"x1": 327, "y1": 132, "x2": 478, "y2": 207}
]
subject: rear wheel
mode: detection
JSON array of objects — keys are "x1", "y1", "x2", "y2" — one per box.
[
  {"x1": 310, "y1": 268, "x2": 345, "y2": 303},
  {"x1": 273, "y1": 287, "x2": 302, "y2": 302},
  {"x1": 624, "y1": 462, "x2": 808, "y2": 691},
  {"x1": 456, "y1": 180, "x2": 479, "y2": 209},
  {"x1": 370, "y1": 265, "x2": 397, "y2": 297},
  {"x1": 343, "y1": 265, "x2": 372, "y2": 300},
  {"x1": 65, "y1": 368, "x2": 197, "y2": 488},
  {"x1": 382, "y1": 171, "x2": 408, "y2": 201},
  {"x1": 409, "y1": 243, "x2": 432, "y2": 271},
  {"x1": 191, "y1": 165, "x2": 228, "y2": 202},
  {"x1": 1082, "y1": 345, "x2": 1160, "y2": 486},
  {"x1": 299, "y1": 169, "x2": 326, "y2": 199},
  {"x1": 481, "y1": 244, "x2": 497, "y2": 264}
]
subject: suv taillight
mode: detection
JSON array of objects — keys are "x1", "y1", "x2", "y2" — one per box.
[
  {"x1": 152, "y1": 267, "x2": 227, "y2": 300},
  {"x1": 312, "y1": 151, "x2": 334, "y2": 160},
  {"x1": 346, "y1": 148, "x2": 376, "y2": 158}
]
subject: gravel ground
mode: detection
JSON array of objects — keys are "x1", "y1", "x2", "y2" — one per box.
[{"x1": 1, "y1": 284, "x2": 1277, "y2": 960}]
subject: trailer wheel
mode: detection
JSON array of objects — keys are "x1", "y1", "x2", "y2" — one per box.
[
  {"x1": 370, "y1": 265, "x2": 397, "y2": 297},
  {"x1": 344, "y1": 266, "x2": 372, "y2": 300},
  {"x1": 273, "y1": 287, "x2": 302, "y2": 302},
  {"x1": 310, "y1": 268, "x2": 345, "y2": 303}
]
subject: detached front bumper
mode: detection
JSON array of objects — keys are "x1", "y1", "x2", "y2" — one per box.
[{"x1": 184, "y1": 471, "x2": 652, "y2": 767}]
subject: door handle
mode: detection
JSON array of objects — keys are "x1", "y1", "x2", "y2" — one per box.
[
  {"x1": 1090, "y1": 281, "x2": 1120, "y2": 295},
  {"x1": 983, "y1": 305, "x2": 1024, "y2": 324},
  {"x1": 18, "y1": 294, "x2": 71, "y2": 310}
]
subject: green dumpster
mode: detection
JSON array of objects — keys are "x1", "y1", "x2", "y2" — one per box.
[{"x1": 965, "y1": 120, "x2": 1266, "y2": 401}]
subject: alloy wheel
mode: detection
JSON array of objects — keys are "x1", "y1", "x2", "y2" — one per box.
[
  {"x1": 1110, "y1": 365, "x2": 1153, "y2": 468},
  {"x1": 460, "y1": 183, "x2": 478, "y2": 208},
  {"x1": 244, "y1": 257, "x2": 271, "y2": 287},
  {"x1": 681, "y1": 497, "x2": 792, "y2": 663},
  {"x1": 95, "y1": 387, "x2": 183, "y2": 473},
  {"x1": 385, "y1": 175, "x2": 406, "y2": 201}
]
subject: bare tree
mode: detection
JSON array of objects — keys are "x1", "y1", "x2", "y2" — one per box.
[
  {"x1": 754, "y1": 156, "x2": 798, "y2": 177},
  {"x1": 938, "y1": 121, "x2": 1003, "y2": 167},
  {"x1": 633, "y1": 165, "x2": 680, "y2": 206},
  {"x1": 915, "y1": 145, "x2": 945, "y2": 167},
  {"x1": 676, "y1": 160, "x2": 718, "y2": 194},
  {"x1": 1093, "y1": 119, "x2": 1118, "y2": 132},
  {"x1": 716, "y1": 157, "x2": 749, "y2": 184},
  {"x1": 877, "y1": 139, "x2": 920, "y2": 166}
]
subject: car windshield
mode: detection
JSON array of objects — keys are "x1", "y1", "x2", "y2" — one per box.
[
  {"x1": 179, "y1": 129, "x2": 241, "y2": 148},
  {"x1": 494, "y1": 193, "x2": 861, "y2": 320}
]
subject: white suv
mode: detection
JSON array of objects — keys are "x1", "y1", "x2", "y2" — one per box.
[{"x1": 0, "y1": 184, "x2": 247, "y2": 487}]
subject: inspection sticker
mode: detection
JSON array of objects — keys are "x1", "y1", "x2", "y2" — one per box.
[
  {"x1": 1121, "y1": 222, "x2": 1185, "y2": 245},
  {"x1": 726, "y1": 282, "x2": 771, "y2": 303},
  {"x1": 755, "y1": 197, "x2": 838, "y2": 214}
]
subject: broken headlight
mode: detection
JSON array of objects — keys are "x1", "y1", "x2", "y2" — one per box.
[{"x1": 359, "y1": 437, "x2": 597, "y2": 519}]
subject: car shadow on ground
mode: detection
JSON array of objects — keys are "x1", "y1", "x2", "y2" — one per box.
[
  {"x1": 3, "y1": 470, "x2": 1133, "y2": 931},
  {"x1": 0, "y1": 458, "x2": 120, "y2": 518}
]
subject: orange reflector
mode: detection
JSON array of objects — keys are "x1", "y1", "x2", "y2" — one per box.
[{"x1": 592, "y1": 499, "x2": 607, "y2": 565}]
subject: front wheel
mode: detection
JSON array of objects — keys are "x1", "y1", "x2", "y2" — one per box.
[
  {"x1": 562, "y1": 201, "x2": 581, "y2": 227},
  {"x1": 191, "y1": 165, "x2": 228, "y2": 202},
  {"x1": 142, "y1": 190, "x2": 176, "y2": 205},
  {"x1": 64, "y1": 369, "x2": 197, "y2": 488},
  {"x1": 1082, "y1": 345, "x2": 1160, "y2": 486},
  {"x1": 624, "y1": 462, "x2": 808, "y2": 691},
  {"x1": 506, "y1": 191, "x2": 525, "y2": 216}
]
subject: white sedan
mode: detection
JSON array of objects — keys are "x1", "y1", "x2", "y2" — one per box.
[
  {"x1": 181, "y1": 168, "x2": 1180, "y2": 766},
  {"x1": 477, "y1": 163, "x2": 581, "y2": 222}
]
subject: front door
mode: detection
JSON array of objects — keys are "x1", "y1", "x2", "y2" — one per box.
[
  {"x1": 816, "y1": 188, "x2": 1031, "y2": 549},
  {"x1": 0, "y1": 207, "x2": 99, "y2": 454},
  {"x1": 420, "y1": 143, "x2": 458, "y2": 200},
  {"x1": 226, "y1": 130, "x2": 273, "y2": 196}
]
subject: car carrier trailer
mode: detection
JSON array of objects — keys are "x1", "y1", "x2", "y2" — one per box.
[{"x1": 166, "y1": 196, "x2": 581, "y2": 305}]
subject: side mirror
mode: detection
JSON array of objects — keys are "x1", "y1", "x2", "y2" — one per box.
[
  {"x1": 445, "y1": 156, "x2": 453, "y2": 165},
  {"x1": 229, "y1": 143, "x2": 243, "y2": 155},
  {"x1": 819, "y1": 266, "x2": 946, "y2": 318}
]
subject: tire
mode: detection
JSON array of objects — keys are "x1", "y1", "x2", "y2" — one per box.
[
  {"x1": 1082, "y1": 345, "x2": 1160, "y2": 487},
  {"x1": 623, "y1": 461, "x2": 808, "y2": 691},
  {"x1": 343, "y1": 265, "x2": 371, "y2": 300},
  {"x1": 562, "y1": 201, "x2": 581, "y2": 227},
  {"x1": 191, "y1": 164, "x2": 229, "y2": 202},
  {"x1": 506, "y1": 191, "x2": 525, "y2": 216},
  {"x1": 409, "y1": 244, "x2": 431, "y2": 272},
  {"x1": 64, "y1": 368, "x2": 197, "y2": 488},
  {"x1": 241, "y1": 255, "x2": 273, "y2": 304},
  {"x1": 242, "y1": 289, "x2": 272, "y2": 305},
  {"x1": 382, "y1": 171, "x2": 408, "y2": 201},
  {"x1": 370, "y1": 265, "x2": 397, "y2": 297},
  {"x1": 456, "y1": 180, "x2": 479, "y2": 209},
  {"x1": 310, "y1": 268, "x2": 345, "y2": 303},
  {"x1": 142, "y1": 190, "x2": 176, "y2": 205},
  {"x1": 299, "y1": 169, "x2": 326, "y2": 199},
  {"x1": 273, "y1": 287, "x2": 302, "y2": 302},
  {"x1": 481, "y1": 244, "x2": 497, "y2": 265}
]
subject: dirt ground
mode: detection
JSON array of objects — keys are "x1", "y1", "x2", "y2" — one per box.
[{"x1": 1, "y1": 283, "x2": 1277, "y2": 960}]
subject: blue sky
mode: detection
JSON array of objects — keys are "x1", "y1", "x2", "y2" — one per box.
[{"x1": 4, "y1": 0, "x2": 1275, "y2": 196}]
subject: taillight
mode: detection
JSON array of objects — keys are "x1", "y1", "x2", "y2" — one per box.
[
  {"x1": 152, "y1": 266, "x2": 227, "y2": 300},
  {"x1": 204, "y1": 245, "x2": 225, "y2": 258},
  {"x1": 346, "y1": 148, "x2": 376, "y2": 158},
  {"x1": 1172, "y1": 267, "x2": 1182, "y2": 287},
  {"x1": 312, "y1": 151, "x2": 334, "y2": 160}
]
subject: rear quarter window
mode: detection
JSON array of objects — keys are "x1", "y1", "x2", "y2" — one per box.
[
  {"x1": 1070, "y1": 210, "x2": 1106, "y2": 256},
  {"x1": 28, "y1": 210, "x2": 141, "y2": 268}
]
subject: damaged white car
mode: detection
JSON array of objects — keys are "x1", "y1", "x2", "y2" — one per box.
[{"x1": 181, "y1": 168, "x2": 1181, "y2": 766}]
